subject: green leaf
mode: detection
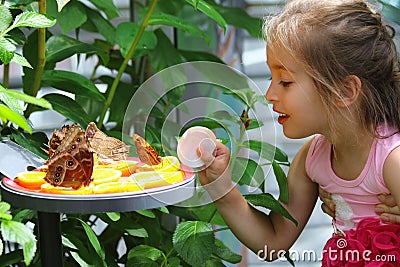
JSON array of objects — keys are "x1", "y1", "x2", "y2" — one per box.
[
  {"x1": 56, "y1": 0, "x2": 71, "y2": 12},
  {"x1": 0, "y1": 202, "x2": 11, "y2": 214},
  {"x1": 149, "y1": 29, "x2": 183, "y2": 72},
  {"x1": 213, "y1": 239, "x2": 242, "y2": 263},
  {"x1": 61, "y1": 235, "x2": 78, "y2": 250},
  {"x1": 0, "y1": 213, "x2": 12, "y2": 220},
  {"x1": 209, "y1": 110, "x2": 238, "y2": 123},
  {"x1": 126, "y1": 256, "x2": 160, "y2": 267},
  {"x1": 213, "y1": 4, "x2": 263, "y2": 38},
  {"x1": 173, "y1": 221, "x2": 215, "y2": 266},
  {"x1": 0, "y1": 249, "x2": 23, "y2": 267},
  {"x1": 1, "y1": 220, "x2": 37, "y2": 265},
  {"x1": 179, "y1": 49, "x2": 224, "y2": 63},
  {"x1": 89, "y1": 0, "x2": 119, "y2": 19},
  {"x1": 125, "y1": 227, "x2": 148, "y2": 238},
  {"x1": 77, "y1": 218, "x2": 106, "y2": 262},
  {"x1": 46, "y1": 34, "x2": 108, "y2": 64},
  {"x1": 156, "y1": 206, "x2": 169, "y2": 214},
  {"x1": 244, "y1": 193, "x2": 297, "y2": 226},
  {"x1": 11, "y1": 53, "x2": 32, "y2": 68},
  {"x1": 185, "y1": 0, "x2": 226, "y2": 31},
  {"x1": 0, "y1": 38, "x2": 16, "y2": 64},
  {"x1": 11, "y1": 132, "x2": 48, "y2": 159},
  {"x1": 56, "y1": 1, "x2": 87, "y2": 34},
  {"x1": 243, "y1": 140, "x2": 289, "y2": 163},
  {"x1": 105, "y1": 212, "x2": 120, "y2": 221},
  {"x1": 0, "y1": 104, "x2": 32, "y2": 133},
  {"x1": 231, "y1": 157, "x2": 265, "y2": 188},
  {"x1": 0, "y1": 5, "x2": 12, "y2": 33},
  {"x1": 0, "y1": 86, "x2": 23, "y2": 114},
  {"x1": 70, "y1": 251, "x2": 92, "y2": 267},
  {"x1": 13, "y1": 209, "x2": 36, "y2": 223},
  {"x1": 11, "y1": 11, "x2": 56, "y2": 29},
  {"x1": 272, "y1": 161, "x2": 289, "y2": 204},
  {"x1": 85, "y1": 8, "x2": 116, "y2": 44},
  {"x1": 42, "y1": 93, "x2": 91, "y2": 127},
  {"x1": 135, "y1": 210, "x2": 155, "y2": 218},
  {"x1": 0, "y1": 84, "x2": 52, "y2": 110},
  {"x1": 127, "y1": 245, "x2": 162, "y2": 261},
  {"x1": 149, "y1": 13, "x2": 210, "y2": 43},
  {"x1": 0, "y1": 239, "x2": 3, "y2": 256},
  {"x1": 41, "y1": 70, "x2": 105, "y2": 101},
  {"x1": 115, "y1": 22, "x2": 157, "y2": 59}
]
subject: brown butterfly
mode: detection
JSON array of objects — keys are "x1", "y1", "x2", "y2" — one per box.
[
  {"x1": 133, "y1": 134, "x2": 162, "y2": 166},
  {"x1": 85, "y1": 122, "x2": 130, "y2": 164},
  {"x1": 44, "y1": 124, "x2": 94, "y2": 189}
]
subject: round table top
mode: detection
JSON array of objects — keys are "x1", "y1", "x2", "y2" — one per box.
[{"x1": 0, "y1": 171, "x2": 196, "y2": 213}]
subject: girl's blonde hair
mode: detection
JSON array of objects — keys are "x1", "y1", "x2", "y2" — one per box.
[{"x1": 264, "y1": 0, "x2": 400, "y2": 137}]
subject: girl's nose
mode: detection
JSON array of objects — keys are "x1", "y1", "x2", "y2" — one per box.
[{"x1": 265, "y1": 82, "x2": 278, "y2": 102}]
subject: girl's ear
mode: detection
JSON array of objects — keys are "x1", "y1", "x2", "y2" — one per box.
[{"x1": 336, "y1": 75, "x2": 362, "y2": 107}]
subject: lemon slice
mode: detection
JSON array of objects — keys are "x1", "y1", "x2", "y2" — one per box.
[
  {"x1": 15, "y1": 171, "x2": 47, "y2": 189},
  {"x1": 95, "y1": 160, "x2": 138, "y2": 177},
  {"x1": 93, "y1": 181, "x2": 142, "y2": 194},
  {"x1": 91, "y1": 168, "x2": 122, "y2": 185},
  {"x1": 137, "y1": 156, "x2": 180, "y2": 173},
  {"x1": 130, "y1": 171, "x2": 184, "y2": 189},
  {"x1": 40, "y1": 183, "x2": 94, "y2": 194}
]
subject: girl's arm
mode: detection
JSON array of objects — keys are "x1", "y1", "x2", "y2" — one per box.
[
  {"x1": 198, "y1": 139, "x2": 319, "y2": 259},
  {"x1": 383, "y1": 146, "x2": 400, "y2": 209}
]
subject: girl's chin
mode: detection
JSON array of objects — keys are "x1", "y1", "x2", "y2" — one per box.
[{"x1": 282, "y1": 127, "x2": 310, "y2": 140}]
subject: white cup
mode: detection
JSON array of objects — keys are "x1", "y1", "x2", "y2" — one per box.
[{"x1": 177, "y1": 126, "x2": 217, "y2": 169}]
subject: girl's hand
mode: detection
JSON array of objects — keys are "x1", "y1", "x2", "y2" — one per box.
[
  {"x1": 319, "y1": 186, "x2": 400, "y2": 224},
  {"x1": 197, "y1": 141, "x2": 234, "y2": 201},
  {"x1": 319, "y1": 187, "x2": 335, "y2": 218},
  {"x1": 375, "y1": 194, "x2": 400, "y2": 224}
]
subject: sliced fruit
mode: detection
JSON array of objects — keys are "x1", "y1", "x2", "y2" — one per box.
[
  {"x1": 129, "y1": 171, "x2": 184, "y2": 189},
  {"x1": 93, "y1": 181, "x2": 142, "y2": 194},
  {"x1": 137, "y1": 156, "x2": 180, "y2": 173},
  {"x1": 96, "y1": 160, "x2": 138, "y2": 177},
  {"x1": 15, "y1": 171, "x2": 47, "y2": 190},
  {"x1": 91, "y1": 168, "x2": 122, "y2": 185},
  {"x1": 40, "y1": 183, "x2": 94, "y2": 194}
]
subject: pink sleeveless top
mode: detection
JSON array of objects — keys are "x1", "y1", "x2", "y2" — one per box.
[{"x1": 305, "y1": 127, "x2": 400, "y2": 231}]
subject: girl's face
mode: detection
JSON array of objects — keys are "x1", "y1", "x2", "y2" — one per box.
[{"x1": 265, "y1": 45, "x2": 329, "y2": 139}]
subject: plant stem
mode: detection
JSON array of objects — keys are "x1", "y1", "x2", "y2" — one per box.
[
  {"x1": 3, "y1": 64, "x2": 9, "y2": 88},
  {"x1": 24, "y1": 0, "x2": 47, "y2": 118},
  {"x1": 97, "y1": 0, "x2": 158, "y2": 128}
]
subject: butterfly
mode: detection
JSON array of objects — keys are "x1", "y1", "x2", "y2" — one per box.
[
  {"x1": 44, "y1": 124, "x2": 94, "y2": 189},
  {"x1": 133, "y1": 134, "x2": 162, "y2": 166},
  {"x1": 85, "y1": 122, "x2": 130, "y2": 164}
]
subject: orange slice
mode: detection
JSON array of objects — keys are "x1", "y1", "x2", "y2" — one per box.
[
  {"x1": 15, "y1": 171, "x2": 47, "y2": 190},
  {"x1": 129, "y1": 171, "x2": 184, "y2": 189},
  {"x1": 93, "y1": 181, "x2": 142, "y2": 194},
  {"x1": 92, "y1": 168, "x2": 122, "y2": 185},
  {"x1": 137, "y1": 156, "x2": 180, "y2": 173},
  {"x1": 96, "y1": 160, "x2": 138, "y2": 177},
  {"x1": 40, "y1": 183, "x2": 94, "y2": 194}
]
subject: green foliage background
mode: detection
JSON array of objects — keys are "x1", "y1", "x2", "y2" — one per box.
[{"x1": 0, "y1": 0, "x2": 295, "y2": 266}]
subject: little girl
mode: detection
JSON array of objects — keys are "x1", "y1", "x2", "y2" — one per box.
[{"x1": 198, "y1": 0, "x2": 400, "y2": 266}]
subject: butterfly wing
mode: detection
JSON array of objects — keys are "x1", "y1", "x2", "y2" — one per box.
[
  {"x1": 133, "y1": 134, "x2": 162, "y2": 165},
  {"x1": 45, "y1": 124, "x2": 94, "y2": 189},
  {"x1": 86, "y1": 122, "x2": 129, "y2": 163},
  {"x1": 44, "y1": 151, "x2": 92, "y2": 189}
]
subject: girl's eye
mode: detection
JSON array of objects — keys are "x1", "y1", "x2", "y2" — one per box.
[{"x1": 279, "y1": 81, "x2": 292, "y2": 87}]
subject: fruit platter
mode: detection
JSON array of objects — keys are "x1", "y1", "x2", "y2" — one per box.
[{"x1": 1, "y1": 123, "x2": 196, "y2": 213}]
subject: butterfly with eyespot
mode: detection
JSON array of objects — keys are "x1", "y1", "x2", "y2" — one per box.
[
  {"x1": 44, "y1": 124, "x2": 94, "y2": 189},
  {"x1": 133, "y1": 134, "x2": 162, "y2": 166},
  {"x1": 85, "y1": 122, "x2": 130, "y2": 164}
]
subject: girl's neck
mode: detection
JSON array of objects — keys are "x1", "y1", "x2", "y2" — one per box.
[{"x1": 329, "y1": 125, "x2": 374, "y2": 181}]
